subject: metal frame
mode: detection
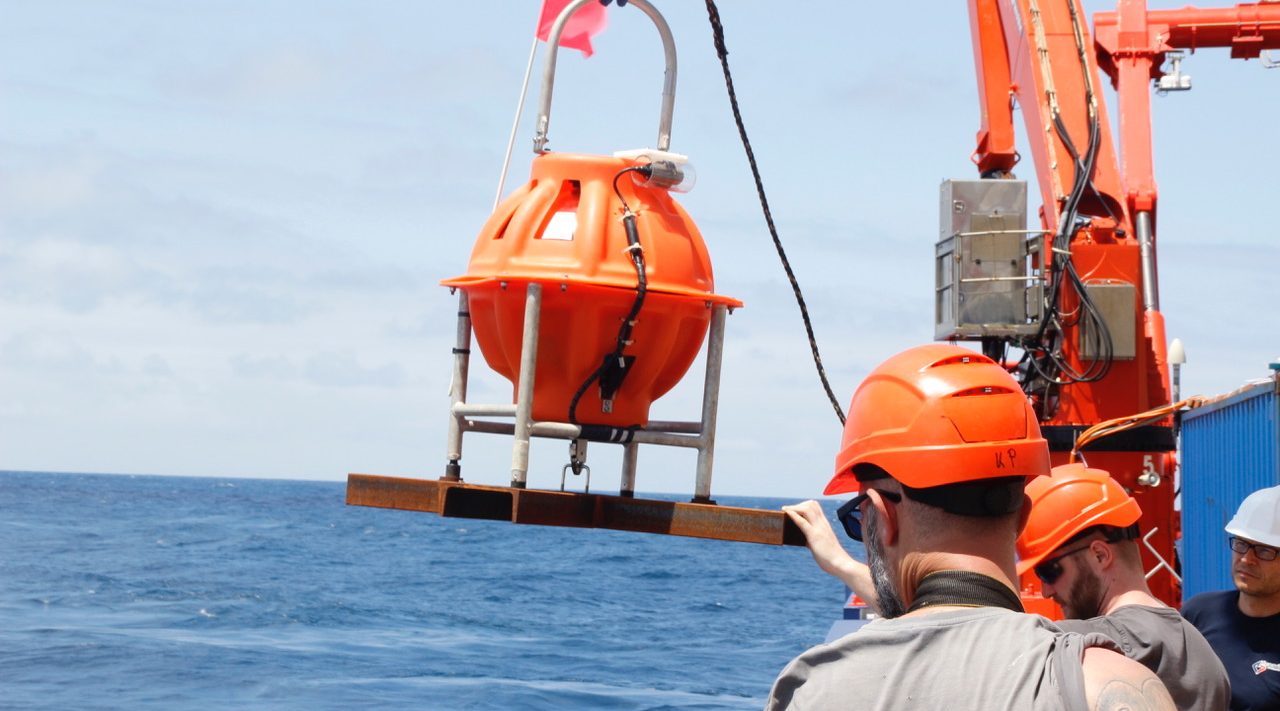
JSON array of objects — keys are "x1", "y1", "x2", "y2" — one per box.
[
  {"x1": 341, "y1": 282, "x2": 805, "y2": 547},
  {"x1": 1141, "y1": 527, "x2": 1181, "y2": 584},
  {"x1": 444, "y1": 282, "x2": 730, "y2": 503},
  {"x1": 345, "y1": 0, "x2": 791, "y2": 545},
  {"x1": 534, "y1": 0, "x2": 676, "y2": 153}
]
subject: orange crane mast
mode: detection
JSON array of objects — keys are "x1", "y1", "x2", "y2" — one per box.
[{"x1": 964, "y1": 0, "x2": 1280, "y2": 610}]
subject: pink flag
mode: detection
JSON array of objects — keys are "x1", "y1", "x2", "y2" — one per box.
[{"x1": 537, "y1": 0, "x2": 608, "y2": 58}]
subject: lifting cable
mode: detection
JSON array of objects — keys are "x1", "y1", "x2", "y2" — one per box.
[{"x1": 702, "y1": 0, "x2": 846, "y2": 426}]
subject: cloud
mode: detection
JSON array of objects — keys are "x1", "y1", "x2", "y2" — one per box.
[
  {"x1": 0, "y1": 235, "x2": 315, "y2": 324},
  {"x1": 230, "y1": 354, "x2": 296, "y2": 380},
  {"x1": 303, "y1": 351, "x2": 406, "y2": 389},
  {"x1": 0, "y1": 149, "x2": 103, "y2": 213},
  {"x1": 2, "y1": 333, "x2": 100, "y2": 372},
  {"x1": 160, "y1": 45, "x2": 334, "y2": 107},
  {"x1": 0, "y1": 135, "x2": 430, "y2": 326},
  {"x1": 0, "y1": 238, "x2": 132, "y2": 313},
  {"x1": 181, "y1": 279, "x2": 310, "y2": 325},
  {"x1": 231, "y1": 350, "x2": 418, "y2": 390},
  {"x1": 141, "y1": 354, "x2": 174, "y2": 377}
]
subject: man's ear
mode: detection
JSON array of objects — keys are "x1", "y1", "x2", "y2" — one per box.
[
  {"x1": 1016, "y1": 494, "x2": 1033, "y2": 534},
  {"x1": 870, "y1": 489, "x2": 900, "y2": 546},
  {"x1": 1091, "y1": 539, "x2": 1116, "y2": 571}
]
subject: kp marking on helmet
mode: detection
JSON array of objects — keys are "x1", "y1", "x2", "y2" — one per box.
[
  {"x1": 826, "y1": 344, "x2": 1050, "y2": 496},
  {"x1": 995, "y1": 447, "x2": 1019, "y2": 469}
]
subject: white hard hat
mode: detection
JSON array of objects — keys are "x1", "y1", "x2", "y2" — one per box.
[{"x1": 1225, "y1": 485, "x2": 1280, "y2": 548}]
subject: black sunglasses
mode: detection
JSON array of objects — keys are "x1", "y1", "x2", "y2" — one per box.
[
  {"x1": 1230, "y1": 536, "x2": 1279, "y2": 562},
  {"x1": 836, "y1": 489, "x2": 902, "y2": 542},
  {"x1": 1033, "y1": 540, "x2": 1096, "y2": 585}
]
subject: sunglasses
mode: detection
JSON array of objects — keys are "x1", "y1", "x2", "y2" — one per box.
[
  {"x1": 1033, "y1": 540, "x2": 1096, "y2": 585},
  {"x1": 836, "y1": 489, "x2": 902, "y2": 542},
  {"x1": 1230, "y1": 536, "x2": 1279, "y2": 562}
]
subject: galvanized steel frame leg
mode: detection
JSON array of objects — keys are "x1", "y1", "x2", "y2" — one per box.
[
  {"x1": 692, "y1": 305, "x2": 727, "y2": 503},
  {"x1": 446, "y1": 289, "x2": 729, "y2": 501},
  {"x1": 620, "y1": 442, "x2": 639, "y2": 498},
  {"x1": 510, "y1": 283, "x2": 542, "y2": 488},
  {"x1": 444, "y1": 290, "x2": 472, "y2": 481}
]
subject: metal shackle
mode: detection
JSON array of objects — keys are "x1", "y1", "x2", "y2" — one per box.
[{"x1": 533, "y1": 0, "x2": 677, "y2": 154}]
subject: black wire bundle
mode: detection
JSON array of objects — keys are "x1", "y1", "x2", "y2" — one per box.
[
  {"x1": 566, "y1": 166, "x2": 650, "y2": 425},
  {"x1": 1015, "y1": 0, "x2": 1117, "y2": 405}
]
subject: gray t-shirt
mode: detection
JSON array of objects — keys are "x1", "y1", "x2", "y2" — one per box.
[
  {"x1": 1057, "y1": 604, "x2": 1230, "y2": 711},
  {"x1": 766, "y1": 607, "x2": 1116, "y2": 710}
]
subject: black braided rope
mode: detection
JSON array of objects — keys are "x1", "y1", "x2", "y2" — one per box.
[{"x1": 703, "y1": 0, "x2": 846, "y2": 426}]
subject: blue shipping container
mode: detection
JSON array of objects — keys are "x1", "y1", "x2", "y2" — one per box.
[{"x1": 1180, "y1": 376, "x2": 1280, "y2": 601}]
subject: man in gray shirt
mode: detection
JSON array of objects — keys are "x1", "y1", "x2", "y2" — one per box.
[
  {"x1": 786, "y1": 458, "x2": 1227, "y2": 711},
  {"x1": 1017, "y1": 464, "x2": 1230, "y2": 711},
  {"x1": 769, "y1": 345, "x2": 1172, "y2": 711}
]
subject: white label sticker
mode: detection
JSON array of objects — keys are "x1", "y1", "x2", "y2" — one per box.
[{"x1": 541, "y1": 211, "x2": 577, "y2": 241}]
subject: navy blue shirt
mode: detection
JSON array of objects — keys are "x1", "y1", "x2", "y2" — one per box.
[{"x1": 1183, "y1": 590, "x2": 1280, "y2": 711}]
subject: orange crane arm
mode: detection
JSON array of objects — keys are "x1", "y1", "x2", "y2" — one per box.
[
  {"x1": 1094, "y1": 1, "x2": 1280, "y2": 215},
  {"x1": 967, "y1": 0, "x2": 1130, "y2": 238},
  {"x1": 968, "y1": 0, "x2": 1019, "y2": 176},
  {"x1": 962, "y1": 0, "x2": 1279, "y2": 608}
]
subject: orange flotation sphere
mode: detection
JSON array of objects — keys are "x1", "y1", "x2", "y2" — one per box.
[{"x1": 442, "y1": 152, "x2": 741, "y2": 427}]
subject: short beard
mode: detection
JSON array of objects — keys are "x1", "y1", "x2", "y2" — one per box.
[
  {"x1": 865, "y1": 509, "x2": 908, "y2": 619},
  {"x1": 1063, "y1": 563, "x2": 1104, "y2": 619}
]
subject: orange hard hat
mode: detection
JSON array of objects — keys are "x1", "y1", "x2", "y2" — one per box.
[
  {"x1": 825, "y1": 344, "x2": 1049, "y2": 496},
  {"x1": 1016, "y1": 463, "x2": 1142, "y2": 576}
]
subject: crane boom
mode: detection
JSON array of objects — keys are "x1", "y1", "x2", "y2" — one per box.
[{"x1": 962, "y1": 0, "x2": 1280, "y2": 610}]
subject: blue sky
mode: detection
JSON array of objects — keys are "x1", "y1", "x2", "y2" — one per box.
[{"x1": 2, "y1": 1, "x2": 1275, "y2": 498}]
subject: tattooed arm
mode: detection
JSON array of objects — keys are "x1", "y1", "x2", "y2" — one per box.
[{"x1": 1080, "y1": 647, "x2": 1176, "y2": 711}]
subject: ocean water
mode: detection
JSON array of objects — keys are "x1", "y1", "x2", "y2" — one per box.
[{"x1": 0, "y1": 471, "x2": 849, "y2": 710}]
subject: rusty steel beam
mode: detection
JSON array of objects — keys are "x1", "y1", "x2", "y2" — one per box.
[{"x1": 346, "y1": 473, "x2": 806, "y2": 547}]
